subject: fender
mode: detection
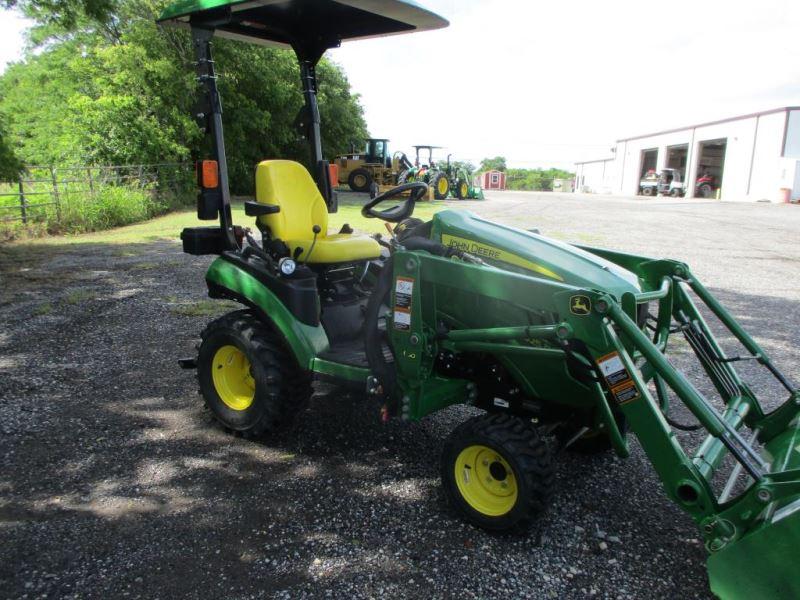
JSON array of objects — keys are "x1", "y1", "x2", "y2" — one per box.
[{"x1": 205, "y1": 257, "x2": 329, "y2": 369}]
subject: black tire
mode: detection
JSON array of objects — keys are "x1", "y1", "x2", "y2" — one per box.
[
  {"x1": 456, "y1": 180, "x2": 469, "y2": 200},
  {"x1": 430, "y1": 171, "x2": 449, "y2": 199},
  {"x1": 670, "y1": 188, "x2": 681, "y2": 197},
  {"x1": 441, "y1": 413, "x2": 554, "y2": 532},
  {"x1": 698, "y1": 183, "x2": 713, "y2": 198},
  {"x1": 642, "y1": 186, "x2": 654, "y2": 197},
  {"x1": 197, "y1": 310, "x2": 312, "y2": 437},
  {"x1": 348, "y1": 168, "x2": 373, "y2": 193}
]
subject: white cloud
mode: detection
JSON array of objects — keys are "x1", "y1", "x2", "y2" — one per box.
[
  {"x1": 2, "y1": 1, "x2": 798, "y2": 170},
  {"x1": 330, "y1": 0, "x2": 800, "y2": 169},
  {"x1": 0, "y1": 10, "x2": 32, "y2": 74}
]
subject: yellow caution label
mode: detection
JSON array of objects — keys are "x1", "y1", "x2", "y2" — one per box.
[{"x1": 441, "y1": 234, "x2": 563, "y2": 281}]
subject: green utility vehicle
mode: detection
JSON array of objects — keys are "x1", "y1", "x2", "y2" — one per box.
[{"x1": 158, "y1": 2, "x2": 800, "y2": 598}]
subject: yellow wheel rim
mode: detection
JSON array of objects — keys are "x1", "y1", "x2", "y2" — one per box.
[
  {"x1": 454, "y1": 444, "x2": 518, "y2": 516},
  {"x1": 211, "y1": 345, "x2": 255, "y2": 411},
  {"x1": 354, "y1": 174, "x2": 367, "y2": 188},
  {"x1": 460, "y1": 182, "x2": 468, "y2": 197},
  {"x1": 438, "y1": 178, "x2": 448, "y2": 195}
]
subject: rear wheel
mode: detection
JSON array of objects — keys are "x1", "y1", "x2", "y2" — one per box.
[
  {"x1": 642, "y1": 186, "x2": 654, "y2": 196},
  {"x1": 431, "y1": 172, "x2": 449, "y2": 199},
  {"x1": 441, "y1": 413, "x2": 554, "y2": 532},
  {"x1": 348, "y1": 168, "x2": 373, "y2": 193},
  {"x1": 197, "y1": 310, "x2": 312, "y2": 437},
  {"x1": 456, "y1": 180, "x2": 469, "y2": 199},
  {"x1": 670, "y1": 187, "x2": 681, "y2": 197}
]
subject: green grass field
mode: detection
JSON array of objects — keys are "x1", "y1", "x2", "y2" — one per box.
[{"x1": 8, "y1": 196, "x2": 449, "y2": 247}]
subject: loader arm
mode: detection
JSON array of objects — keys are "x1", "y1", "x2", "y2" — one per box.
[{"x1": 387, "y1": 247, "x2": 800, "y2": 599}]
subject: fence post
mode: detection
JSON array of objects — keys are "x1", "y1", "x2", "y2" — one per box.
[
  {"x1": 18, "y1": 178, "x2": 27, "y2": 224},
  {"x1": 50, "y1": 166, "x2": 62, "y2": 224},
  {"x1": 87, "y1": 167, "x2": 96, "y2": 199}
]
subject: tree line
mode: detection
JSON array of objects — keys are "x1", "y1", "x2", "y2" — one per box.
[
  {"x1": 0, "y1": 0, "x2": 368, "y2": 194},
  {"x1": 477, "y1": 156, "x2": 574, "y2": 191}
]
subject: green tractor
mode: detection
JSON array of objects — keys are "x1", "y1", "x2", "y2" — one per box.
[
  {"x1": 441, "y1": 153, "x2": 484, "y2": 200},
  {"x1": 398, "y1": 145, "x2": 450, "y2": 199},
  {"x1": 159, "y1": 2, "x2": 800, "y2": 598}
]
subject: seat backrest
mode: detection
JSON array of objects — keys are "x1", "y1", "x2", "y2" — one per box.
[{"x1": 255, "y1": 160, "x2": 328, "y2": 240}]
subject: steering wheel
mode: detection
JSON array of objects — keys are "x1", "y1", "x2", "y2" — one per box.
[{"x1": 361, "y1": 182, "x2": 428, "y2": 222}]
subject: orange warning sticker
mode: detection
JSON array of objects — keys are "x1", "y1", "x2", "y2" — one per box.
[{"x1": 596, "y1": 351, "x2": 640, "y2": 405}]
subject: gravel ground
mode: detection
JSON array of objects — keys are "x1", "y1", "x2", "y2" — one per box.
[{"x1": 1, "y1": 192, "x2": 799, "y2": 599}]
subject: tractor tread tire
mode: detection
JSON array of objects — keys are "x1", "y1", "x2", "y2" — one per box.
[
  {"x1": 456, "y1": 180, "x2": 469, "y2": 200},
  {"x1": 197, "y1": 309, "x2": 312, "y2": 438},
  {"x1": 348, "y1": 168, "x2": 373, "y2": 193},
  {"x1": 430, "y1": 171, "x2": 449, "y2": 200},
  {"x1": 441, "y1": 413, "x2": 554, "y2": 532}
]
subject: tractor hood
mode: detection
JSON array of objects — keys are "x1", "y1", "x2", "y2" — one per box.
[{"x1": 431, "y1": 210, "x2": 641, "y2": 298}]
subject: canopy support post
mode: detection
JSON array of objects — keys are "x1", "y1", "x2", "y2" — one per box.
[{"x1": 192, "y1": 26, "x2": 238, "y2": 249}]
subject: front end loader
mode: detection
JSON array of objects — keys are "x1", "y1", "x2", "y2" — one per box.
[{"x1": 157, "y1": 1, "x2": 799, "y2": 597}]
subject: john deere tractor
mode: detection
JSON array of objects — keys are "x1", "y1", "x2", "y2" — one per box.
[
  {"x1": 335, "y1": 138, "x2": 412, "y2": 192},
  {"x1": 159, "y1": 2, "x2": 800, "y2": 598},
  {"x1": 398, "y1": 145, "x2": 450, "y2": 199},
  {"x1": 442, "y1": 154, "x2": 484, "y2": 200}
]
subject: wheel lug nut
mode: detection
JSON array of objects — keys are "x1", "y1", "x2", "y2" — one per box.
[{"x1": 482, "y1": 459, "x2": 489, "y2": 466}]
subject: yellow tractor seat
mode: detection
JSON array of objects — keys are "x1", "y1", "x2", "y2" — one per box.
[{"x1": 254, "y1": 160, "x2": 381, "y2": 264}]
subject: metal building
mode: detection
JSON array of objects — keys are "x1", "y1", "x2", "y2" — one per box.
[{"x1": 575, "y1": 107, "x2": 800, "y2": 202}]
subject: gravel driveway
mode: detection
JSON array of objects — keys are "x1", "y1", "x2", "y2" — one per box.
[{"x1": 2, "y1": 192, "x2": 799, "y2": 599}]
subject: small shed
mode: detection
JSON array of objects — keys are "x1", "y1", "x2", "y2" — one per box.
[{"x1": 480, "y1": 170, "x2": 506, "y2": 190}]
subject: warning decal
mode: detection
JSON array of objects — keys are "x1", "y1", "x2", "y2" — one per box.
[
  {"x1": 393, "y1": 309, "x2": 411, "y2": 331},
  {"x1": 596, "y1": 351, "x2": 640, "y2": 405},
  {"x1": 393, "y1": 277, "x2": 414, "y2": 330}
]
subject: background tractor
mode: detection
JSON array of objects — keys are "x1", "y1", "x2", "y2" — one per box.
[
  {"x1": 335, "y1": 138, "x2": 412, "y2": 193},
  {"x1": 398, "y1": 145, "x2": 450, "y2": 199},
  {"x1": 441, "y1": 154, "x2": 484, "y2": 200},
  {"x1": 160, "y1": 2, "x2": 800, "y2": 598}
]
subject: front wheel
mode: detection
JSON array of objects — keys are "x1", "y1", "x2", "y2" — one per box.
[
  {"x1": 430, "y1": 171, "x2": 449, "y2": 199},
  {"x1": 697, "y1": 183, "x2": 713, "y2": 198},
  {"x1": 348, "y1": 168, "x2": 373, "y2": 193},
  {"x1": 197, "y1": 310, "x2": 311, "y2": 437},
  {"x1": 456, "y1": 180, "x2": 469, "y2": 199},
  {"x1": 441, "y1": 413, "x2": 554, "y2": 532}
]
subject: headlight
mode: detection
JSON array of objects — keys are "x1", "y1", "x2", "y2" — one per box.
[{"x1": 278, "y1": 257, "x2": 296, "y2": 276}]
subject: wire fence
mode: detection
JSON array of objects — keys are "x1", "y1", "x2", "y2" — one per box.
[{"x1": 0, "y1": 164, "x2": 194, "y2": 232}]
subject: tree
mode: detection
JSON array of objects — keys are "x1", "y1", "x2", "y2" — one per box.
[
  {"x1": 0, "y1": 116, "x2": 22, "y2": 181},
  {"x1": 0, "y1": 0, "x2": 368, "y2": 194},
  {"x1": 479, "y1": 156, "x2": 506, "y2": 172},
  {"x1": 3, "y1": 0, "x2": 117, "y2": 28}
]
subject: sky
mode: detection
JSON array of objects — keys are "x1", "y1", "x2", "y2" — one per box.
[{"x1": 2, "y1": 1, "x2": 799, "y2": 169}]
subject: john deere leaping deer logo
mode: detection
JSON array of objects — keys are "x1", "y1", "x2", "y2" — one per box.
[{"x1": 570, "y1": 295, "x2": 591, "y2": 316}]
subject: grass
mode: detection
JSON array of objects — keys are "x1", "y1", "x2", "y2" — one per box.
[
  {"x1": 33, "y1": 302, "x2": 53, "y2": 316},
  {"x1": 169, "y1": 299, "x2": 238, "y2": 317},
  {"x1": 64, "y1": 289, "x2": 98, "y2": 304},
  {"x1": 6, "y1": 195, "x2": 451, "y2": 247}
]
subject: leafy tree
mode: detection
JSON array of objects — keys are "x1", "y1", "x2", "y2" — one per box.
[
  {"x1": 0, "y1": 115, "x2": 23, "y2": 181},
  {"x1": 505, "y1": 167, "x2": 574, "y2": 191},
  {"x1": 4, "y1": 0, "x2": 117, "y2": 28},
  {"x1": 0, "y1": 0, "x2": 368, "y2": 194},
  {"x1": 479, "y1": 156, "x2": 507, "y2": 173},
  {"x1": 449, "y1": 159, "x2": 475, "y2": 176}
]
